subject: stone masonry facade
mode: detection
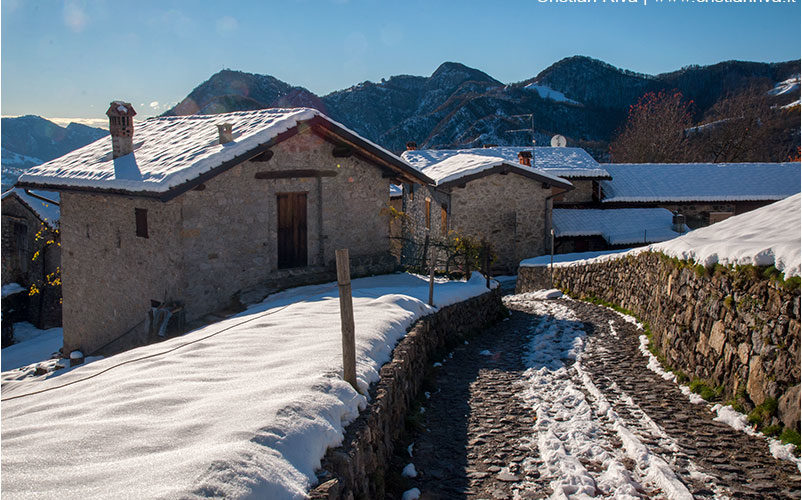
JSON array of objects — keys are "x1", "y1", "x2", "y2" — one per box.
[
  {"x1": 517, "y1": 252, "x2": 801, "y2": 431},
  {"x1": 401, "y1": 173, "x2": 551, "y2": 274},
  {"x1": 449, "y1": 174, "x2": 550, "y2": 274},
  {"x1": 60, "y1": 131, "x2": 397, "y2": 355}
]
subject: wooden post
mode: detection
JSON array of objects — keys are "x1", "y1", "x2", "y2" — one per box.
[
  {"x1": 428, "y1": 250, "x2": 436, "y2": 306},
  {"x1": 483, "y1": 242, "x2": 490, "y2": 289},
  {"x1": 335, "y1": 249, "x2": 358, "y2": 392}
]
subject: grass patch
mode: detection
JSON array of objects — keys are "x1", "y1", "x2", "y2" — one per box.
[
  {"x1": 673, "y1": 369, "x2": 690, "y2": 385},
  {"x1": 747, "y1": 398, "x2": 778, "y2": 427},
  {"x1": 780, "y1": 428, "x2": 801, "y2": 449},
  {"x1": 689, "y1": 378, "x2": 723, "y2": 401},
  {"x1": 761, "y1": 424, "x2": 783, "y2": 437},
  {"x1": 724, "y1": 398, "x2": 745, "y2": 413}
]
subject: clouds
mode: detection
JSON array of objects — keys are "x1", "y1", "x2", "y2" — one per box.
[
  {"x1": 216, "y1": 16, "x2": 238, "y2": 35},
  {"x1": 63, "y1": 0, "x2": 88, "y2": 33}
]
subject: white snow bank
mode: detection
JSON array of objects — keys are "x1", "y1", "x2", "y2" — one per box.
[
  {"x1": 1, "y1": 272, "x2": 492, "y2": 499},
  {"x1": 768, "y1": 76, "x2": 800, "y2": 96},
  {"x1": 522, "y1": 194, "x2": 801, "y2": 277},
  {"x1": 519, "y1": 248, "x2": 632, "y2": 268},
  {"x1": 653, "y1": 193, "x2": 801, "y2": 277}
]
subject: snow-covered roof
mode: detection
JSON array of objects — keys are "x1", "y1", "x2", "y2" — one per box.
[
  {"x1": 17, "y1": 108, "x2": 429, "y2": 199},
  {"x1": 411, "y1": 153, "x2": 573, "y2": 189},
  {"x1": 390, "y1": 183, "x2": 402, "y2": 197},
  {"x1": 554, "y1": 208, "x2": 686, "y2": 245},
  {"x1": 601, "y1": 163, "x2": 801, "y2": 203},
  {"x1": 402, "y1": 146, "x2": 610, "y2": 179},
  {"x1": 1, "y1": 188, "x2": 60, "y2": 228}
]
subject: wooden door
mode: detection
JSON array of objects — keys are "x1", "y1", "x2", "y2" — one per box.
[{"x1": 277, "y1": 192, "x2": 307, "y2": 269}]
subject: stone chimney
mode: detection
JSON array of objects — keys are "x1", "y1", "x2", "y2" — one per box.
[
  {"x1": 405, "y1": 141, "x2": 417, "y2": 151},
  {"x1": 106, "y1": 101, "x2": 136, "y2": 158},
  {"x1": 672, "y1": 212, "x2": 687, "y2": 233},
  {"x1": 518, "y1": 150, "x2": 532, "y2": 166},
  {"x1": 217, "y1": 123, "x2": 234, "y2": 144}
]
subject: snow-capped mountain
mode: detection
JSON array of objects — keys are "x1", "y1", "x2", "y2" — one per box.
[{"x1": 162, "y1": 56, "x2": 799, "y2": 158}]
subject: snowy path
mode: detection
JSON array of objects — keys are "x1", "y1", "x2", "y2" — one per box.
[{"x1": 390, "y1": 294, "x2": 800, "y2": 499}]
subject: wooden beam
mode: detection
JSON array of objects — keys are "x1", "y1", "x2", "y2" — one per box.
[{"x1": 254, "y1": 169, "x2": 338, "y2": 180}]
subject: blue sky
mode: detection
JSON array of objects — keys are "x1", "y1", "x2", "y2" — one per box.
[{"x1": 2, "y1": 0, "x2": 799, "y2": 124}]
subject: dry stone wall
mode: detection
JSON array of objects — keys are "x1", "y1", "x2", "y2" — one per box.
[
  {"x1": 310, "y1": 287, "x2": 504, "y2": 500},
  {"x1": 517, "y1": 252, "x2": 801, "y2": 431}
]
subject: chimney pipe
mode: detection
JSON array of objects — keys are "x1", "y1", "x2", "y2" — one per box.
[
  {"x1": 672, "y1": 212, "x2": 686, "y2": 233},
  {"x1": 217, "y1": 123, "x2": 234, "y2": 144},
  {"x1": 106, "y1": 101, "x2": 136, "y2": 159},
  {"x1": 518, "y1": 150, "x2": 532, "y2": 167},
  {"x1": 405, "y1": 141, "x2": 417, "y2": 151}
]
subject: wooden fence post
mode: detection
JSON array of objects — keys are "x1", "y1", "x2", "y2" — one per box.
[
  {"x1": 428, "y1": 250, "x2": 436, "y2": 306},
  {"x1": 335, "y1": 248, "x2": 358, "y2": 392}
]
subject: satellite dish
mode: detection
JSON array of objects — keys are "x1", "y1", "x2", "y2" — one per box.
[{"x1": 550, "y1": 134, "x2": 567, "y2": 147}]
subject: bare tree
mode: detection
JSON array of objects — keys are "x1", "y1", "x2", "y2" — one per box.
[
  {"x1": 609, "y1": 90, "x2": 694, "y2": 163},
  {"x1": 687, "y1": 83, "x2": 800, "y2": 163}
]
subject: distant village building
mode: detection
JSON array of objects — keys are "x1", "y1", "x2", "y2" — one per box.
[
  {"x1": 400, "y1": 148, "x2": 575, "y2": 273},
  {"x1": 600, "y1": 163, "x2": 802, "y2": 228},
  {"x1": 17, "y1": 104, "x2": 430, "y2": 355},
  {"x1": 1, "y1": 188, "x2": 62, "y2": 335}
]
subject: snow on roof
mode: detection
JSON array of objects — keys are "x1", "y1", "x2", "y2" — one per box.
[
  {"x1": 601, "y1": 163, "x2": 801, "y2": 203},
  {"x1": 554, "y1": 208, "x2": 686, "y2": 245},
  {"x1": 1, "y1": 272, "x2": 494, "y2": 498},
  {"x1": 402, "y1": 146, "x2": 610, "y2": 179},
  {"x1": 1, "y1": 188, "x2": 60, "y2": 228},
  {"x1": 412, "y1": 153, "x2": 572, "y2": 188},
  {"x1": 18, "y1": 108, "x2": 424, "y2": 196},
  {"x1": 653, "y1": 193, "x2": 801, "y2": 277},
  {"x1": 390, "y1": 183, "x2": 402, "y2": 197}
]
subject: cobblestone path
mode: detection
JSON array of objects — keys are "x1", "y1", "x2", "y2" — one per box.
[{"x1": 387, "y1": 294, "x2": 800, "y2": 499}]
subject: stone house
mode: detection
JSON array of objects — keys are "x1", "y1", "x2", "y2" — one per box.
[
  {"x1": 17, "y1": 104, "x2": 430, "y2": 355},
  {"x1": 399, "y1": 151, "x2": 573, "y2": 273},
  {"x1": 600, "y1": 162, "x2": 801, "y2": 228},
  {"x1": 1, "y1": 188, "x2": 62, "y2": 332}
]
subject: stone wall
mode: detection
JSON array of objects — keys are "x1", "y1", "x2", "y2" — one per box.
[
  {"x1": 517, "y1": 252, "x2": 801, "y2": 430},
  {"x1": 60, "y1": 192, "x2": 184, "y2": 354},
  {"x1": 310, "y1": 287, "x2": 504, "y2": 500},
  {"x1": 450, "y1": 174, "x2": 550, "y2": 274},
  {"x1": 553, "y1": 179, "x2": 594, "y2": 205},
  {"x1": 60, "y1": 130, "x2": 398, "y2": 355},
  {"x1": 1, "y1": 195, "x2": 62, "y2": 329}
]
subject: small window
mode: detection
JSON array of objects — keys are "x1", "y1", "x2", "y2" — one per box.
[
  {"x1": 440, "y1": 205, "x2": 448, "y2": 236},
  {"x1": 425, "y1": 198, "x2": 431, "y2": 230},
  {"x1": 135, "y1": 208, "x2": 149, "y2": 238}
]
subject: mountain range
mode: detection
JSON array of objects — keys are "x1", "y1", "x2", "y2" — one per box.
[
  {"x1": 163, "y1": 56, "x2": 800, "y2": 156},
  {"x1": 3, "y1": 55, "x2": 799, "y2": 189},
  {"x1": 1, "y1": 116, "x2": 107, "y2": 190}
]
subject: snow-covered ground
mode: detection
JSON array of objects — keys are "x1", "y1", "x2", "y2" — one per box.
[
  {"x1": 1, "y1": 322, "x2": 64, "y2": 372},
  {"x1": 524, "y1": 82, "x2": 582, "y2": 105},
  {"x1": 509, "y1": 298, "x2": 697, "y2": 499},
  {"x1": 1, "y1": 272, "x2": 494, "y2": 499},
  {"x1": 521, "y1": 193, "x2": 801, "y2": 277}
]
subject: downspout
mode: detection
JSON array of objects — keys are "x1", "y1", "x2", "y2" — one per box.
[{"x1": 544, "y1": 190, "x2": 560, "y2": 255}]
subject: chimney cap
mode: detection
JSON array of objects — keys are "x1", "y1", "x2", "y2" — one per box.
[
  {"x1": 518, "y1": 150, "x2": 532, "y2": 158},
  {"x1": 106, "y1": 101, "x2": 136, "y2": 117},
  {"x1": 405, "y1": 141, "x2": 417, "y2": 151},
  {"x1": 482, "y1": 144, "x2": 498, "y2": 149}
]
